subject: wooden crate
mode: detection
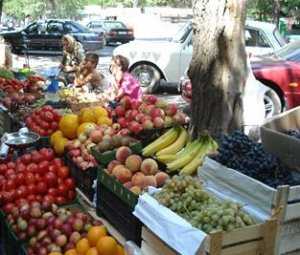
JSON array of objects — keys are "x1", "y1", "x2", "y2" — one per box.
[{"x1": 141, "y1": 218, "x2": 279, "y2": 255}]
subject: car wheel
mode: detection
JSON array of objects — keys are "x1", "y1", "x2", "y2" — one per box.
[
  {"x1": 130, "y1": 63, "x2": 161, "y2": 93},
  {"x1": 263, "y1": 90, "x2": 282, "y2": 118}
]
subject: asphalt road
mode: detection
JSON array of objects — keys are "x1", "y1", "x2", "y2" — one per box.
[{"x1": 13, "y1": 44, "x2": 187, "y2": 108}]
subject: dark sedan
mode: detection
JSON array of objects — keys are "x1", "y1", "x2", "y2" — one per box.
[
  {"x1": 0, "y1": 19, "x2": 105, "y2": 54},
  {"x1": 87, "y1": 20, "x2": 134, "y2": 45}
]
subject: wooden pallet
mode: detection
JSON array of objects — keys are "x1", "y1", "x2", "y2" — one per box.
[{"x1": 141, "y1": 218, "x2": 279, "y2": 255}]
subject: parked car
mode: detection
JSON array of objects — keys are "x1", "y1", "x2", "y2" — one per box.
[
  {"x1": 0, "y1": 19, "x2": 105, "y2": 54},
  {"x1": 179, "y1": 59, "x2": 280, "y2": 135},
  {"x1": 252, "y1": 40, "x2": 300, "y2": 110},
  {"x1": 86, "y1": 20, "x2": 134, "y2": 45},
  {"x1": 113, "y1": 20, "x2": 286, "y2": 92}
]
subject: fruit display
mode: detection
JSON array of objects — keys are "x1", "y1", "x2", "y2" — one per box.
[
  {"x1": 213, "y1": 131, "x2": 299, "y2": 188},
  {"x1": 0, "y1": 77, "x2": 25, "y2": 92},
  {"x1": 0, "y1": 148, "x2": 76, "y2": 209},
  {"x1": 4, "y1": 201, "x2": 102, "y2": 254},
  {"x1": 110, "y1": 95, "x2": 188, "y2": 135},
  {"x1": 155, "y1": 175, "x2": 255, "y2": 233},
  {"x1": 105, "y1": 146, "x2": 170, "y2": 194},
  {"x1": 25, "y1": 105, "x2": 61, "y2": 137},
  {"x1": 63, "y1": 224, "x2": 125, "y2": 255},
  {"x1": 59, "y1": 88, "x2": 106, "y2": 105},
  {"x1": 143, "y1": 127, "x2": 218, "y2": 175}
]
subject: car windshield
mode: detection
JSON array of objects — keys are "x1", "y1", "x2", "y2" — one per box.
[
  {"x1": 172, "y1": 22, "x2": 192, "y2": 43},
  {"x1": 104, "y1": 21, "x2": 126, "y2": 30},
  {"x1": 71, "y1": 22, "x2": 91, "y2": 33},
  {"x1": 274, "y1": 40, "x2": 300, "y2": 61}
]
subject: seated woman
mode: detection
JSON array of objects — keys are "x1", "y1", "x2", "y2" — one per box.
[
  {"x1": 59, "y1": 34, "x2": 85, "y2": 84},
  {"x1": 74, "y1": 53, "x2": 103, "y2": 92},
  {"x1": 110, "y1": 55, "x2": 142, "y2": 101}
]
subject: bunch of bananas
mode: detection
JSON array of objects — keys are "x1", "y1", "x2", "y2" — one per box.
[{"x1": 142, "y1": 126, "x2": 218, "y2": 175}]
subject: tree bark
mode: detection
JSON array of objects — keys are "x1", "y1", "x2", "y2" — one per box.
[
  {"x1": 272, "y1": 0, "x2": 280, "y2": 28},
  {"x1": 188, "y1": 0, "x2": 247, "y2": 138}
]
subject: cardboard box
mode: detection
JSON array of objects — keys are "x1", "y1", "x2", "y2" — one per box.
[{"x1": 261, "y1": 106, "x2": 300, "y2": 168}]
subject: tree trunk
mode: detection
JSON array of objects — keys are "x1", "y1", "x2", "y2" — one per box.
[
  {"x1": 48, "y1": 0, "x2": 57, "y2": 11},
  {"x1": 0, "y1": 0, "x2": 3, "y2": 23},
  {"x1": 272, "y1": 0, "x2": 280, "y2": 28},
  {"x1": 188, "y1": 0, "x2": 247, "y2": 138}
]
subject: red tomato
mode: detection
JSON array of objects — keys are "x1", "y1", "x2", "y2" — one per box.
[
  {"x1": 16, "y1": 173, "x2": 25, "y2": 185},
  {"x1": 2, "y1": 190, "x2": 15, "y2": 203},
  {"x1": 57, "y1": 178, "x2": 64, "y2": 185},
  {"x1": 67, "y1": 190, "x2": 76, "y2": 201},
  {"x1": 26, "y1": 163, "x2": 38, "y2": 173},
  {"x1": 45, "y1": 172, "x2": 57, "y2": 187},
  {"x1": 25, "y1": 172, "x2": 35, "y2": 185},
  {"x1": 36, "y1": 182, "x2": 47, "y2": 194},
  {"x1": 16, "y1": 185, "x2": 28, "y2": 198},
  {"x1": 51, "y1": 122, "x2": 58, "y2": 130},
  {"x1": 16, "y1": 198, "x2": 28, "y2": 207},
  {"x1": 5, "y1": 169, "x2": 15, "y2": 178},
  {"x1": 40, "y1": 121, "x2": 50, "y2": 130},
  {"x1": 27, "y1": 184, "x2": 36, "y2": 195},
  {"x1": 20, "y1": 154, "x2": 32, "y2": 165},
  {"x1": 7, "y1": 162, "x2": 15, "y2": 169},
  {"x1": 38, "y1": 161, "x2": 49, "y2": 174},
  {"x1": 55, "y1": 196, "x2": 66, "y2": 205},
  {"x1": 52, "y1": 158, "x2": 64, "y2": 167},
  {"x1": 44, "y1": 195, "x2": 55, "y2": 204},
  {"x1": 5, "y1": 179, "x2": 16, "y2": 191},
  {"x1": 3, "y1": 203, "x2": 15, "y2": 213},
  {"x1": 34, "y1": 173, "x2": 42, "y2": 183},
  {"x1": 43, "y1": 111, "x2": 54, "y2": 122},
  {"x1": 16, "y1": 163, "x2": 26, "y2": 173},
  {"x1": 32, "y1": 151, "x2": 43, "y2": 164},
  {"x1": 48, "y1": 188, "x2": 58, "y2": 197},
  {"x1": 0, "y1": 164, "x2": 7, "y2": 175},
  {"x1": 64, "y1": 178, "x2": 75, "y2": 190},
  {"x1": 48, "y1": 165, "x2": 56, "y2": 174},
  {"x1": 58, "y1": 184, "x2": 67, "y2": 194},
  {"x1": 40, "y1": 148, "x2": 55, "y2": 161},
  {"x1": 57, "y1": 166, "x2": 69, "y2": 179},
  {"x1": 26, "y1": 194, "x2": 36, "y2": 202},
  {"x1": 53, "y1": 112, "x2": 61, "y2": 122},
  {"x1": 35, "y1": 195, "x2": 42, "y2": 202},
  {"x1": 42, "y1": 105, "x2": 53, "y2": 111}
]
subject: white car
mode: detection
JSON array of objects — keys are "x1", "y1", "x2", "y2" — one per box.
[{"x1": 113, "y1": 20, "x2": 286, "y2": 92}]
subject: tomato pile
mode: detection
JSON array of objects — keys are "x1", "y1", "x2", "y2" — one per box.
[
  {"x1": 0, "y1": 78, "x2": 25, "y2": 92},
  {"x1": 0, "y1": 148, "x2": 76, "y2": 212},
  {"x1": 25, "y1": 106, "x2": 61, "y2": 137}
]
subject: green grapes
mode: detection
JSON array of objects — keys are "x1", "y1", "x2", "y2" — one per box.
[{"x1": 154, "y1": 175, "x2": 255, "y2": 234}]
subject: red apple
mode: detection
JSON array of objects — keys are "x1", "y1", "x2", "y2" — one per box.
[
  {"x1": 115, "y1": 106, "x2": 126, "y2": 117},
  {"x1": 118, "y1": 117, "x2": 128, "y2": 128},
  {"x1": 118, "y1": 128, "x2": 130, "y2": 136},
  {"x1": 150, "y1": 108, "x2": 165, "y2": 119},
  {"x1": 128, "y1": 121, "x2": 143, "y2": 134},
  {"x1": 131, "y1": 100, "x2": 142, "y2": 110},
  {"x1": 153, "y1": 117, "x2": 164, "y2": 128},
  {"x1": 120, "y1": 96, "x2": 132, "y2": 110},
  {"x1": 142, "y1": 119, "x2": 154, "y2": 130},
  {"x1": 143, "y1": 95, "x2": 157, "y2": 104},
  {"x1": 165, "y1": 104, "x2": 178, "y2": 116}
]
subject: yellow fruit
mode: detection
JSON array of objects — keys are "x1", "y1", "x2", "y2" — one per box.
[
  {"x1": 59, "y1": 114, "x2": 79, "y2": 139},
  {"x1": 86, "y1": 247, "x2": 99, "y2": 255},
  {"x1": 54, "y1": 137, "x2": 68, "y2": 155},
  {"x1": 49, "y1": 253, "x2": 63, "y2": 255},
  {"x1": 76, "y1": 238, "x2": 90, "y2": 255},
  {"x1": 50, "y1": 130, "x2": 63, "y2": 146},
  {"x1": 64, "y1": 250, "x2": 78, "y2": 255},
  {"x1": 96, "y1": 236, "x2": 117, "y2": 255},
  {"x1": 97, "y1": 117, "x2": 112, "y2": 126},
  {"x1": 79, "y1": 108, "x2": 97, "y2": 124},
  {"x1": 87, "y1": 226, "x2": 107, "y2": 246},
  {"x1": 116, "y1": 245, "x2": 125, "y2": 255},
  {"x1": 93, "y1": 106, "x2": 108, "y2": 118},
  {"x1": 77, "y1": 122, "x2": 97, "y2": 136}
]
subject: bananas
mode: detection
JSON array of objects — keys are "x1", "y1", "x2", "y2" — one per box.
[
  {"x1": 142, "y1": 127, "x2": 180, "y2": 157},
  {"x1": 156, "y1": 127, "x2": 188, "y2": 156}
]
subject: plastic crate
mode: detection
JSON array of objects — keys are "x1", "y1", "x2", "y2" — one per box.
[
  {"x1": 96, "y1": 174, "x2": 142, "y2": 245},
  {"x1": 64, "y1": 153, "x2": 97, "y2": 202}
]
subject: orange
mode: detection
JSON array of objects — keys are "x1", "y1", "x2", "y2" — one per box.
[
  {"x1": 96, "y1": 236, "x2": 117, "y2": 255},
  {"x1": 87, "y1": 226, "x2": 108, "y2": 246},
  {"x1": 59, "y1": 114, "x2": 79, "y2": 139},
  {"x1": 53, "y1": 137, "x2": 68, "y2": 155},
  {"x1": 64, "y1": 250, "x2": 78, "y2": 255},
  {"x1": 116, "y1": 245, "x2": 125, "y2": 255},
  {"x1": 76, "y1": 238, "x2": 90, "y2": 255},
  {"x1": 86, "y1": 247, "x2": 99, "y2": 255}
]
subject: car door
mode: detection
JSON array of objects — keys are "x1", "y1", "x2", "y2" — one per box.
[
  {"x1": 245, "y1": 28, "x2": 273, "y2": 56},
  {"x1": 23, "y1": 22, "x2": 45, "y2": 51},
  {"x1": 45, "y1": 21, "x2": 64, "y2": 51}
]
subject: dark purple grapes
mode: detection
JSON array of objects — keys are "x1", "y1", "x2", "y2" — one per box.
[{"x1": 213, "y1": 131, "x2": 299, "y2": 188}]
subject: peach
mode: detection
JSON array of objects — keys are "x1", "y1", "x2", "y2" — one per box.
[
  {"x1": 155, "y1": 172, "x2": 169, "y2": 187},
  {"x1": 89, "y1": 130, "x2": 103, "y2": 143},
  {"x1": 112, "y1": 165, "x2": 125, "y2": 177},
  {"x1": 141, "y1": 159, "x2": 159, "y2": 175},
  {"x1": 125, "y1": 155, "x2": 142, "y2": 173},
  {"x1": 117, "y1": 167, "x2": 132, "y2": 184},
  {"x1": 116, "y1": 146, "x2": 132, "y2": 163},
  {"x1": 130, "y1": 186, "x2": 142, "y2": 195},
  {"x1": 144, "y1": 176, "x2": 157, "y2": 188},
  {"x1": 107, "y1": 160, "x2": 121, "y2": 174},
  {"x1": 131, "y1": 172, "x2": 145, "y2": 188},
  {"x1": 153, "y1": 117, "x2": 164, "y2": 128}
]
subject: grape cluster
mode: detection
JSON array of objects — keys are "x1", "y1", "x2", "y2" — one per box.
[
  {"x1": 214, "y1": 131, "x2": 298, "y2": 188},
  {"x1": 284, "y1": 129, "x2": 300, "y2": 139},
  {"x1": 154, "y1": 175, "x2": 255, "y2": 233}
]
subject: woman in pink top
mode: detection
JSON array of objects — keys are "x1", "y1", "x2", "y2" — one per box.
[{"x1": 110, "y1": 55, "x2": 142, "y2": 101}]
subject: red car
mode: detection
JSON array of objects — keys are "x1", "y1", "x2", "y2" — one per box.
[{"x1": 252, "y1": 41, "x2": 300, "y2": 110}]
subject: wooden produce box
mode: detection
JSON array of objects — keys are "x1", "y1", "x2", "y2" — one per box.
[
  {"x1": 199, "y1": 158, "x2": 300, "y2": 254},
  {"x1": 141, "y1": 218, "x2": 278, "y2": 255},
  {"x1": 261, "y1": 106, "x2": 300, "y2": 168}
]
